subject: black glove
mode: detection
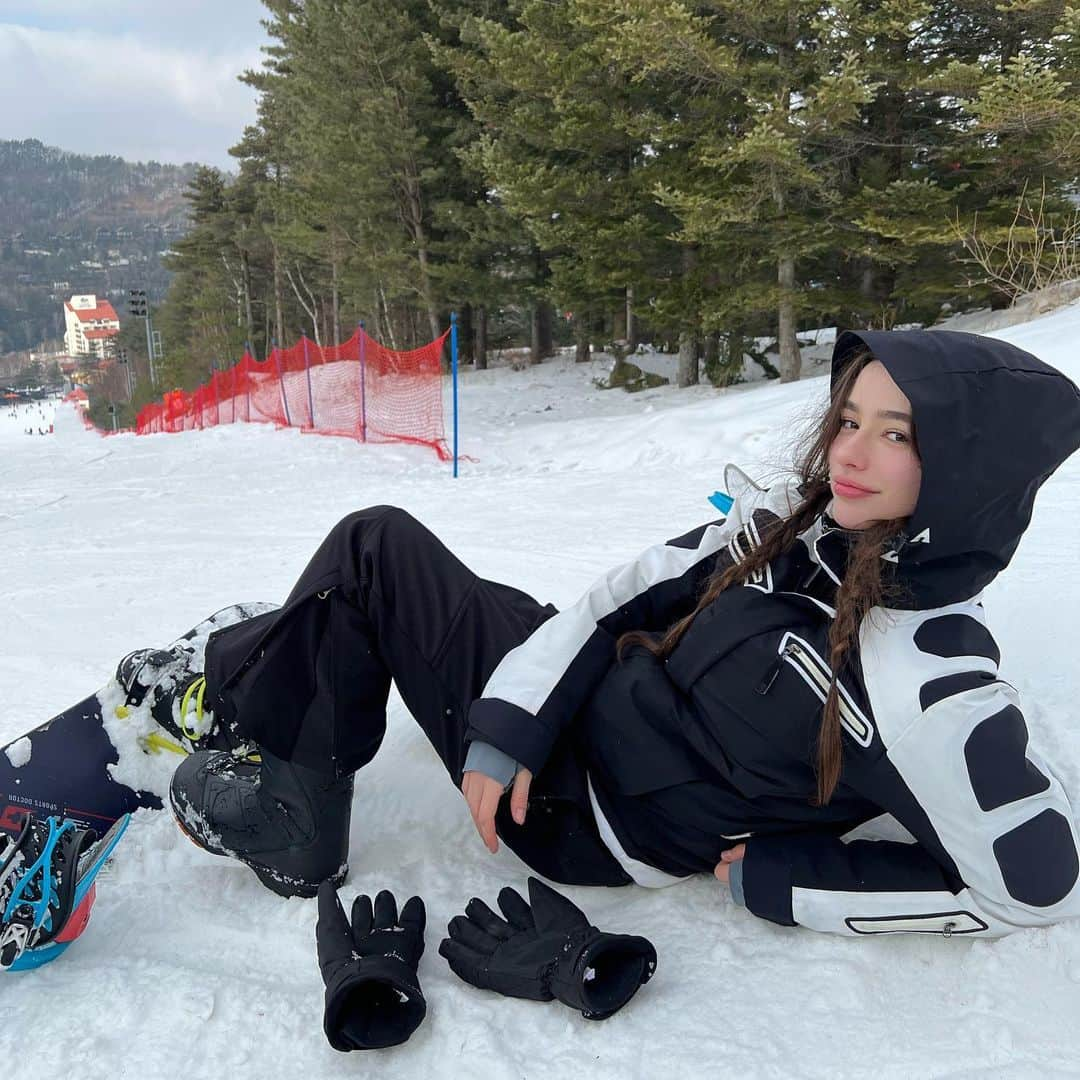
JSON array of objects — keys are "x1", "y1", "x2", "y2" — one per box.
[
  {"x1": 315, "y1": 880, "x2": 427, "y2": 1050},
  {"x1": 438, "y1": 876, "x2": 657, "y2": 1020}
]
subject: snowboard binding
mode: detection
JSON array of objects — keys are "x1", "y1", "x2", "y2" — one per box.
[
  {"x1": 0, "y1": 811, "x2": 130, "y2": 972},
  {"x1": 115, "y1": 602, "x2": 278, "y2": 758}
]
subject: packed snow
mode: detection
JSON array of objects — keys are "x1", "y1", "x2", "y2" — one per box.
[{"x1": 2, "y1": 303, "x2": 1080, "y2": 1079}]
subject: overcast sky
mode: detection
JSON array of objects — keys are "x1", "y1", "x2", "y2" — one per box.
[{"x1": 0, "y1": 1, "x2": 271, "y2": 169}]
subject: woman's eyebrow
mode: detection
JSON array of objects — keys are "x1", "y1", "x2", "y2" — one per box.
[{"x1": 843, "y1": 399, "x2": 913, "y2": 423}]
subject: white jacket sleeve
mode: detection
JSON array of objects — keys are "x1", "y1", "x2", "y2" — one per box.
[{"x1": 741, "y1": 602, "x2": 1080, "y2": 937}]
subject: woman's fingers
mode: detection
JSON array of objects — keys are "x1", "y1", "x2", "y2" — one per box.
[
  {"x1": 477, "y1": 780, "x2": 501, "y2": 853},
  {"x1": 462, "y1": 771, "x2": 502, "y2": 854},
  {"x1": 461, "y1": 768, "x2": 535, "y2": 852},
  {"x1": 509, "y1": 768, "x2": 532, "y2": 826},
  {"x1": 714, "y1": 843, "x2": 747, "y2": 884}
]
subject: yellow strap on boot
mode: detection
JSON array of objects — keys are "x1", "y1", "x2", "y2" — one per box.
[{"x1": 178, "y1": 676, "x2": 208, "y2": 742}]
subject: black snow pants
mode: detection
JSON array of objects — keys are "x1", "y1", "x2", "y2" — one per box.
[{"x1": 203, "y1": 505, "x2": 632, "y2": 888}]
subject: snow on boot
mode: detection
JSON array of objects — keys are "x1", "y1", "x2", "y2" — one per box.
[
  {"x1": 169, "y1": 748, "x2": 353, "y2": 899},
  {"x1": 116, "y1": 602, "x2": 277, "y2": 755}
]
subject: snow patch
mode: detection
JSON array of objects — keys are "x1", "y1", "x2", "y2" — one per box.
[{"x1": 4, "y1": 736, "x2": 31, "y2": 768}]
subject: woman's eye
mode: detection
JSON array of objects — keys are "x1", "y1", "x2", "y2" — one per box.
[
  {"x1": 840, "y1": 418, "x2": 857, "y2": 429},
  {"x1": 887, "y1": 431, "x2": 909, "y2": 443}
]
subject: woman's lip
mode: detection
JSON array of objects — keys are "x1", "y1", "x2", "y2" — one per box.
[{"x1": 833, "y1": 479, "x2": 876, "y2": 497}]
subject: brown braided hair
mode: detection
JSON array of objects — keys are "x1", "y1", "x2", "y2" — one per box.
[{"x1": 616, "y1": 350, "x2": 918, "y2": 805}]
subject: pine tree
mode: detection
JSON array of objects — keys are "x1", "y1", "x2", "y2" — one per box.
[{"x1": 436, "y1": 0, "x2": 715, "y2": 379}]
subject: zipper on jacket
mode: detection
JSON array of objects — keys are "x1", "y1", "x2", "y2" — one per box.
[
  {"x1": 756, "y1": 644, "x2": 796, "y2": 695},
  {"x1": 775, "y1": 634, "x2": 874, "y2": 746}
]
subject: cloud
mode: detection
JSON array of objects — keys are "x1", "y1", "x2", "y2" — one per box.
[
  {"x1": 0, "y1": 1, "x2": 269, "y2": 51},
  {"x1": 0, "y1": 21, "x2": 266, "y2": 167}
]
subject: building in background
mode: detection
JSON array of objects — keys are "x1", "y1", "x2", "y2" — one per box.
[{"x1": 63, "y1": 294, "x2": 119, "y2": 359}]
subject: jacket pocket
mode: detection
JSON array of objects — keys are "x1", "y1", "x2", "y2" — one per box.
[
  {"x1": 845, "y1": 911, "x2": 988, "y2": 935},
  {"x1": 664, "y1": 586, "x2": 803, "y2": 691},
  {"x1": 757, "y1": 631, "x2": 874, "y2": 748}
]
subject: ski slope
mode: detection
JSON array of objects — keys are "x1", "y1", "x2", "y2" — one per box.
[{"x1": 2, "y1": 307, "x2": 1079, "y2": 1080}]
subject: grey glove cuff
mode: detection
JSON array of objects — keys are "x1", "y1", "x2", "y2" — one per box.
[
  {"x1": 727, "y1": 858, "x2": 745, "y2": 906},
  {"x1": 463, "y1": 740, "x2": 521, "y2": 790}
]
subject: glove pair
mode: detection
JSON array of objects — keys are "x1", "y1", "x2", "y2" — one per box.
[{"x1": 316, "y1": 876, "x2": 657, "y2": 1051}]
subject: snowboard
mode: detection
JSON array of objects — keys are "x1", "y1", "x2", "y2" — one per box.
[
  {"x1": 0, "y1": 602, "x2": 277, "y2": 838},
  {"x1": 2, "y1": 812, "x2": 131, "y2": 971}
]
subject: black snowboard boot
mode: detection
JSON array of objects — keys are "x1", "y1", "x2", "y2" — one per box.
[{"x1": 169, "y1": 749, "x2": 354, "y2": 899}]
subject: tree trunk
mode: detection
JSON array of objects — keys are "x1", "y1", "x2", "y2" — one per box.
[
  {"x1": 378, "y1": 281, "x2": 398, "y2": 352},
  {"x1": 678, "y1": 245, "x2": 700, "y2": 387},
  {"x1": 272, "y1": 242, "x2": 285, "y2": 348},
  {"x1": 240, "y1": 249, "x2": 255, "y2": 349},
  {"x1": 457, "y1": 304, "x2": 474, "y2": 366},
  {"x1": 414, "y1": 242, "x2": 441, "y2": 345},
  {"x1": 538, "y1": 301, "x2": 553, "y2": 359},
  {"x1": 530, "y1": 302, "x2": 554, "y2": 364},
  {"x1": 331, "y1": 255, "x2": 341, "y2": 348},
  {"x1": 284, "y1": 263, "x2": 322, "y2": 347},
  {"x1": 400, "y1": 172, "x2": 442, "y2": 352},
  {"x1": 677, "y1": 330, "x2": 699, "y2": 387},
  {"x1": 371, "y1": 289, "x2": 382, "y2": 345},
  {"x1": 474, "y1": 305, "x2": 487, "y2": 369},
  {"x1": 530, "y1": 305, "x2": 542, "y2": 365},
  {"x1": 625, "y1": 285, "x2": 636, "y2": 351},
  {"x1": 774, "y1": 29, "x2": 801, "y2": 384},
  {"x1": 573, "y1": 310, "x2": 591, "y2": 362},
  {"x1": 777, "y1": 254, "x2": 801, "y2": 383},
  {"x1": 612, "y1": 304, "x2": 626, "y2": 344},
  {"x1": 860, "y1": 257, "x2": 874, "y2": 302},
  {"x1": 701, "y1": 331, "x2": 720, "y2": 384}
]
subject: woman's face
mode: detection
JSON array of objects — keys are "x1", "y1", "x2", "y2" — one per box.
[{"x1": 826, "y1": 360, "x2": 921, "y2": 530}]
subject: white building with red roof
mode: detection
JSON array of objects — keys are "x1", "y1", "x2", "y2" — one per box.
[{"x1": 63, "y1": 294, "x2": 120, "y2": 359}]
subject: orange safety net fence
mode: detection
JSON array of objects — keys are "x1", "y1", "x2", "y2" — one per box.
[{"x1": 132, "y1": 327, "x2": 450, "y2": 460}]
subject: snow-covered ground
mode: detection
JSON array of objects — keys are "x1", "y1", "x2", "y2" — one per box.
[{"x1": 2, "y1": 303, "x2": 1080, "y2": 1079}]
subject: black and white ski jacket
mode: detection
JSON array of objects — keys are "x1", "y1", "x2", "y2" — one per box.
[{"x1": 466, "y1": 328, "x2": 1080, "y2": 938}]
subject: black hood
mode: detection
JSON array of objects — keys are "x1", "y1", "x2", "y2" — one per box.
[{"x1": 823, "y1": 328, "x2": 1080, "y2": 609}]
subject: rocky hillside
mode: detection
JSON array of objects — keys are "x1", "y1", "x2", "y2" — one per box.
[{"x1": 0, "y1": 139, "x2": 200, "y2": 353}]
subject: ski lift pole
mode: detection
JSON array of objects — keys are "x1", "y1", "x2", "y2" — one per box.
[
  {"x1": 143, "y1": 315, "x2": 156, "y2": 387},
  {"x1": 302, "y1": 336, "x2": 315, "y2": 428},
  {"x1": 451, "y1": 311, "x2": 459, "y2": 478},
  {"x1": 359, "y1": 321, "x2": 367, "y2": 442}
]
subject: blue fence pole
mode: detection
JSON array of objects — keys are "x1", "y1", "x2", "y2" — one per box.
[
  {"x1": 359, "y1": 321, "x2": 367, "y2": 442},
  {"x1": 302, "y1": 335, "x2": 316, "y2": 428},
  {"x1": 271, "y1": 337, "x2": 292, "y2": 427},
  {"x1": 451, "y1": 311, "x2": 459, "y2": 478}
]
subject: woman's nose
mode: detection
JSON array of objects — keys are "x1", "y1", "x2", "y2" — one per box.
[{"x1": 838, "y1": 430, "x2": 871, "y2": 468}]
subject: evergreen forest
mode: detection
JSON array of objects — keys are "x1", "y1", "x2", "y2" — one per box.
[{"x1": 149, "y1": 0, "x2": 1080, "y2": 394}]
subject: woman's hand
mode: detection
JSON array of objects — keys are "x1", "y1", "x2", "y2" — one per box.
[
  {"x1": 461, "y1": 767, "x2": 533, "y2": 854},
  {"x1": 713, "y1": 843, "x2": 746, "y2": 885}
]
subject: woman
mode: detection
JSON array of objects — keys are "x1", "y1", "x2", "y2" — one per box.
[{"x1": 162, "y1": 328, "x2": 1080, "y2": 937}]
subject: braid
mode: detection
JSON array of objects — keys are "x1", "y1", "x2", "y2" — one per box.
[
  {"x1": 616, "y1": 484, "x2": 831, "y2": 665},
  {"x1": 815, "y1": 517, "x2": 908, "y2": 804},
  {"x1": 616, "y1": 348, "x2": 916, "y2": 805}
]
